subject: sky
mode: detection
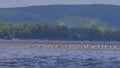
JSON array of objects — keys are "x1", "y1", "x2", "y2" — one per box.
[{"x1": 0, "y1": 0, "x2": 120, "y2": 8}]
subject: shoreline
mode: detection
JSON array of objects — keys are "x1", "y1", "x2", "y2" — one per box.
[
  {"x1": 0, "y1": 44, "x2": 120, "y2": 50},
  {"x1": 0, "y1": 40, "x2": 120, "y2": 50},
  {"x1": 0, "y1": 39, "x2": 120, "y2": 42}
]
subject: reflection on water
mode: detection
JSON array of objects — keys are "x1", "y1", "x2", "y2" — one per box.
[{"x1": 0, "y1": 40, "x2": 120, "y2": 68}]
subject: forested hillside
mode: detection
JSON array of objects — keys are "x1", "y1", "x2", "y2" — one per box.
[
  {"x1": 0, "y1": 4, "x2": 120, "y2": 29},
  {"x1": 0, "y1": 22, "x2": 120, "y2": 41}
]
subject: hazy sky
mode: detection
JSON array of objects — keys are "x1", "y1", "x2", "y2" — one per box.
[{"x1": 0, "y1": 0, "x2": 120, "y2": 8}]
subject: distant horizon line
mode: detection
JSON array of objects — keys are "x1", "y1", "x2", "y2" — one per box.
[{"x1": 0, "y1": 4, "x2": 120, "y2": 8}]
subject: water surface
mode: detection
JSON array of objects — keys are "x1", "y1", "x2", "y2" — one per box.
[{"x1": 0, "y1": 40, "x2": 120, "y2": 68}]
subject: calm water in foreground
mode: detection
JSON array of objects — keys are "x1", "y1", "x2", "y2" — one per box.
[{"x1": 0, "y1": 40, "x2": 120, "y2": 68}]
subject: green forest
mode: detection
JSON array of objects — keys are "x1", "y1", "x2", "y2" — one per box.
[
  {"x1": 0, "y1": 5, "x2": 120, "y2": 41},
  {"x1": 0, "y1": 21, "x2": 120, "y2": 41},
  {"x1": 0, "y1": 5, "x2": 120, "y2": 29}
]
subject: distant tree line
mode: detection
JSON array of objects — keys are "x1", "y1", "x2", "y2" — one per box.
[{"x1": 0, "y1": 21, "x2": 120, "y2": 41}]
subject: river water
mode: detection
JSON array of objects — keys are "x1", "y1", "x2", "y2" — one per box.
[{"x1": 0, "y1": 40, "x2": 120, "y2": 68}]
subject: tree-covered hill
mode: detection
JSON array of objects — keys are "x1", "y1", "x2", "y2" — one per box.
[
  {"x1": 0, "y1": 4, "x2": 120, "y2": 29},
  {"x1": 0, "y1": 22, "x2": 120, "y2": 41}
]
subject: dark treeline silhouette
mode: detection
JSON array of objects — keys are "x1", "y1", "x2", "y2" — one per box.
[{"x1": 0, "y1": 22, "x2": 120, "y2": 41}]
